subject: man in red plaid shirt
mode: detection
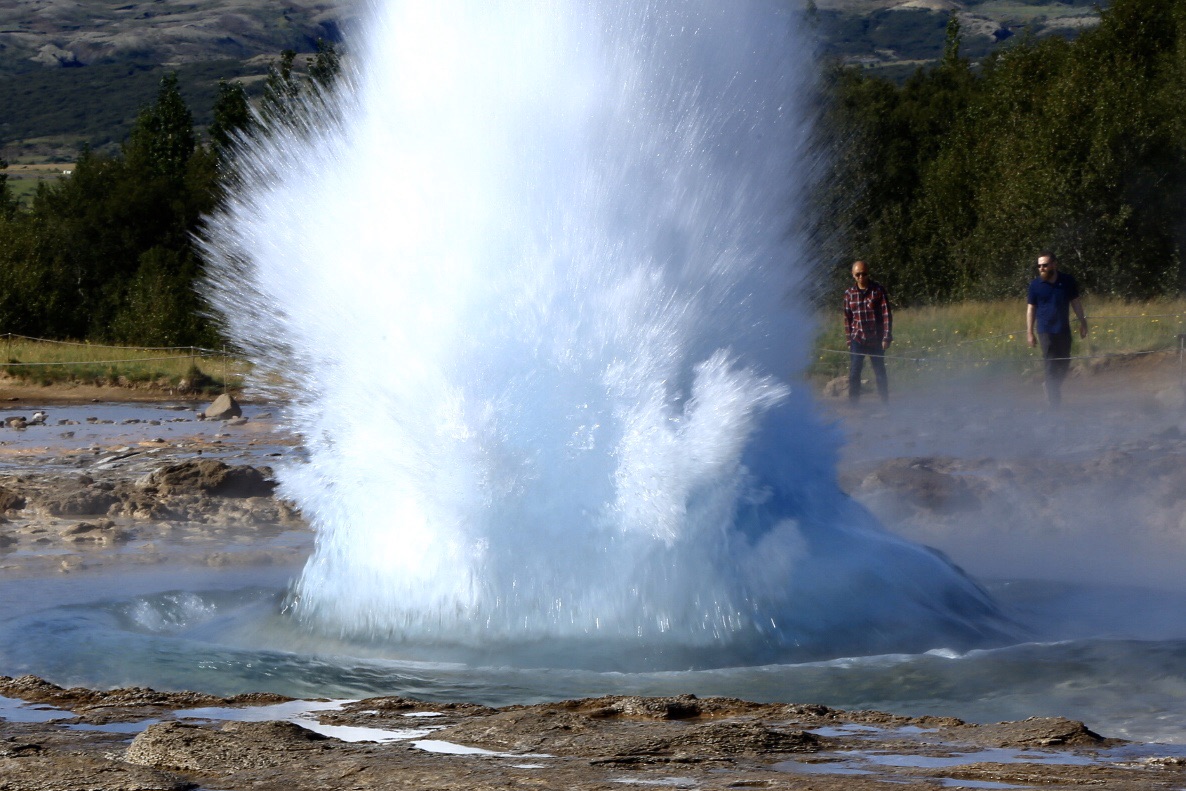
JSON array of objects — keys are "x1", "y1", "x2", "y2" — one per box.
[{"x1": 842, "y1": 260, "x2": 892, "y2": 403}]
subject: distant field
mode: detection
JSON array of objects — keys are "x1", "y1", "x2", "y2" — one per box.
[
  {"x1": 0, "y1": 336, "x2": 245, "y2": 393},
  {"x1": 817, "y1": 0, "x2": 1103, "y2": 74},
  {"x1": 5, "y1": 162, "x2": 75, "y2": 203}
]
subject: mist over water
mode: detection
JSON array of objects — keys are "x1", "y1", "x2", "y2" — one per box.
[{"x1": 201, "y1": 0, "x2": 1008, "y2": 669}]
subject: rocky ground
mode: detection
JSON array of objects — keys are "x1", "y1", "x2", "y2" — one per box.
[
  {"x1": 2, "y1": 673, "x2": 1185, "y2": 790},
  {"x1": 0, "y1": 358, "x2": 1183, "y2": 789},
  {"x1": 0, "y1": 397, "x2": 308, "y2": 580}
]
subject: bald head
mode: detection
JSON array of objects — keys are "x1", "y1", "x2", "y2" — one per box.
[{"x1": 851, "y1": 260, "x2": 870, "y2": 286}]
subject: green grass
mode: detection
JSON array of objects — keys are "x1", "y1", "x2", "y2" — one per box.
[
  {"x1": 809, "y1": 297, "x2": 1186, "y2": 385},
  {"x1": 3, "y1": 296, "x2": 1177, "y2": 396},
  {"x1": 0, "y1": 337, "x2": 248, "y2": 393}
]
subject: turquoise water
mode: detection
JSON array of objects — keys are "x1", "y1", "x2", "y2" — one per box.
[{"x1": 2, "y1": 565, "x2": 1184, "y2": 744}]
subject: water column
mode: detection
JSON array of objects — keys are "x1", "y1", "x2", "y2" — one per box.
[{"x1": 201, "y1": 1, "x2": 1009, "y2": 669}]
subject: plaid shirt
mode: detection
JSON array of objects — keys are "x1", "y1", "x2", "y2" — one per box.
[{"x1": 843, "y1": 281, "x2": 892, "y2": 346}]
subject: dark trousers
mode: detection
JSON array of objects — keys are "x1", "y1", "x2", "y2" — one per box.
[
  {"x1": 848, "y1": 341, "x2": 888, "y2": 403},
  {"x1": 1038, "y1": 331, "x2": 1072, "y2": 407}
]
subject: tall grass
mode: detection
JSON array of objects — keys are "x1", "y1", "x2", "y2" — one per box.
[
  {"x1": 0, "y1": 335, "x2": 247, "y2": 393},
  {"x1": 809, "y1": 297, "x2": 1186, "y2": 384}
]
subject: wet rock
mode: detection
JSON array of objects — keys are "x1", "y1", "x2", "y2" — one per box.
[
  {"x1": 0, "y1": 679, "x2": 1181, "y2": 790},
  {"x1": 433, "y1": 696, "x2": 821, "y2": 761},
  {"x1": 822, "y1": 375, "x2": 848, "y2": 398},
  {"x1": 664, "y1": 720, "x2": 819, "y2": 756},
  {"x1": 0, "y1": 749, "x2": 192, "y2": 791},
  {"x1": 203, "y1": 393, "x2": 242, "y2": 421},
  {"x1": 596, "y1": 695, "x2": 705, "y2": 720},
  {"x1": 125, "y1": 720, "x2": 329, "y2": 774},
  {"x1": 860, "y1": 457, "x2": 980, "y2": 513},
  {"x1": 0, "y1": 675, "x2": 287, "y2": 715},
  {"x1": 64, "y1": 519, "x2": 132, "y2": 544},
  {"x1": 954, "y1": 716, "x2": 1109, "y2": 748},
  {"x1": 31, "y1": 486, "x2": 120, "y2": 517},
  {"x1": 1154, "y1": 384, "x2": 1186, "y2": 410},
  {"x1": 0, "y1": 485, "x2": 26, "y2": 512},
  {"x1": 144, "y1": 460, "x2": 275, "y2": 499}
]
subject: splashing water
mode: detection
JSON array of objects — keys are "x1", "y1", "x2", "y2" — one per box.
[{"x1": 200, "y1": 1, "x2": 1008, "y2": 670}]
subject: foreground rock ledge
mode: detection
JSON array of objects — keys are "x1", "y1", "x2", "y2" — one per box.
[{"x1": 1, "y1": 676, "x2": 1182, "y2": 790}]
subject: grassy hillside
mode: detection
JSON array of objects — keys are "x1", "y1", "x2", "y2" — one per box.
[
  {"x1": 1, "y1": 58, "x2": 264, "y2": 160},
  {"x1": 0, "y1": 0, "x2": 355, "y2": 160},
  {"x1": 815, "y1": 0, "x2": 1104, "y2": 74}
]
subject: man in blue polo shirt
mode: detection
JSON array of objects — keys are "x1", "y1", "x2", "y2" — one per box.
[{"x1": 1026, "y1": 250, "x2": 1087, "y2": 407}]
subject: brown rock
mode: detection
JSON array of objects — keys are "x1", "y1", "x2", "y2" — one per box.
[
  {"x1": 145, "y1": 460, "x2": 275, "y2": 499},
  {"x1": 32, "y1": 487, "x2": 119, "y2": 517},
  {"x1": 0, "y1": 485, "x2": 26, "y2": 512},
  {"x1": 203, "y1": 393, "x2": 242, "y2": 421},
  {"x1": 125, "y1": 720, "x2": 329, "y2": 773},
  {"x1": 958, "y1": 716, "x2": 1110, "y2": 749},
  {"x1": 861, "y1": 457, "x2": 980, "y2": 512}
]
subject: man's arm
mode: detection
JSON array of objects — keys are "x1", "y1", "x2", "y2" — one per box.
[
  {"x1": 1026, "y1": 303, "x2": 1037, "y2": 347},
  {"x1": 880, "y1": 287, "x2": 892, "y2": 349},
  {"x1": 1071, "y1": 297, "x2": 1087, "y2": 339},
  {"x1": 842, "y1": 294, "x2": 853, "y2": 343}
]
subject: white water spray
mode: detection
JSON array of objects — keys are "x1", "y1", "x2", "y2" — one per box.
[{"x1": 201, "y1": 1, "x2": 1008, "y2": 669}]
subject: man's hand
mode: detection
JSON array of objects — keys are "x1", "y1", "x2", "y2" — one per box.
[
  {"x1": 882, "y1": 339, "x2": 891, "y2": 351},
  {"x1": 1027, "y1": 331, "x2": 1036, "y2": 348},
  {"x1": 1078, "y1": 317, "x2": 1088, "y2": 339}
]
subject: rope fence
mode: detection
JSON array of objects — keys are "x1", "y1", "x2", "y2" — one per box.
[
  {"x1": 0, "y1": 333, "x2": 232, "y2": 370},
  {"x1": 815, "y1": 346, "x2": 1178, "y2": 365},
  {"x1": 2, "y1": 333, "x2": 221, "y2": 355},
  {"x1": 2, "y1": 313, "x2": 1184, "y2": 376},
  {"x1": 0, "y1": 355, "x2": 218, "y2": 368}
]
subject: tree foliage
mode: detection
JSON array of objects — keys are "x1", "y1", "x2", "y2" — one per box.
[
  {"x1": 0, "y1": 45, "x2": 344, "y2": 347},
  {"x1": 0, "y1": 158, "x2": 14, "y2": 220},
  {"x1": 207, "y1": 79, "x2": 255, "y2": 156},
  {"x1": 260, "y1": 40, "x2": 341, "y2": 132},
  {"x1": 819, "y1": 0, "x2": 1186, "y2": 304}
]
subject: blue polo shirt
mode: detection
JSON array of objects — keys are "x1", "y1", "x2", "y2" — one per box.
[{"x1": 1027, "y1": 271, "x2": 1080, "y2": 335}]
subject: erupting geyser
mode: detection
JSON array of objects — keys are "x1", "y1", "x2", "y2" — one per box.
[{"x1": 201, "y1": 0, "x2": 1008, "y2": 669}]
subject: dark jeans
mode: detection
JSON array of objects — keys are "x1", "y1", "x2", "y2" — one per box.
[
  {"x1": 848, "y1": 341, "x2": 888, "y2": 403},
  {"x1": 1038, "y1": 331, "x2": 1072, "y2": 406}
]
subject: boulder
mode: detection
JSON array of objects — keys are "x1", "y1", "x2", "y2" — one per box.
[
  {"x1": 0, "y1": 485, "x2": 25, "y2": 512},
  {"x1": 822, "y1": 376, "x2": 848, "y2": 398},
  {"x1": 1154, "y1": 384, "x2": 1186, "y2": 410},
  {"x1": 204, "y1": 393, "x2": 242, "y2": 420},
  {"x1": 861, "y1": 457, "x2": 980, "y2": 513},
  {"x1": 145, "y1": 460, "x2": 276, "y2": 498},
  {"x1": 33, "y1": 487, "x2": 120, "y2": 517}
]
